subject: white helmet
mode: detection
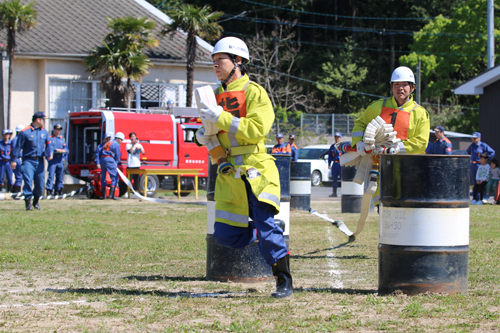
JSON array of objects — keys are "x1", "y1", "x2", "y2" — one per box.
[
  {"x1": 115, "y1": 132, "x2": 125, "y2": 140},
  {"x1": 15, "y1": 124, "x2": 24, "y2": 132},
  {"x1": 390, "y1": 66, "x2": 415, "y2": 84},
  {"x1": 104, "y1": 132, "x2": 113, "y2": 139},
  {"x1": 212, "y1": 37, "x2": 250, "y2": 62}
]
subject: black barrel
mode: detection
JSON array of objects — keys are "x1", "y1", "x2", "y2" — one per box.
[
  {"x1": 206, "y1": 155, "x2": 291, "y2": 282},
  {"x1": 378, "y1": 154, "x2": 470, "y2": 295},
  {"x1": 290, "y1": 161, "x2": 311, "y2": 211},
  {"x1": 341, "y1": 166, "x2": 364, "y2": 213}
]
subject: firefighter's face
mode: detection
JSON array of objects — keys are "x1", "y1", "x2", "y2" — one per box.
[
  {"x1": 391, "y1": 82, "x2": 414, "y2": 105},
  {"x1": 212, "y1": 53, "x2": 242, "y2": 82}
]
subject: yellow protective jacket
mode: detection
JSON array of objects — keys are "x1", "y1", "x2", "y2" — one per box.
[
  {"x1": 351, "y1": 95, "x2": 430, "y2": 154},
  {"x1": 197, "y1": 74, "x2": 281, "y2": 228}
]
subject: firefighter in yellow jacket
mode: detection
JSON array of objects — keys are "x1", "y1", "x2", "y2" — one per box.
[
  {"x1": 352, "y1": 66, "x2": 430, "y2": 205},
  {"x1": 195, "y1": 37, "x2": 292, "y2": 298},
  {"x1": 352, "y1": 66, "x2": 430, "y2": 154}
]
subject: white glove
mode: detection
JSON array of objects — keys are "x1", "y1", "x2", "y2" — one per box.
[
  {"x1": 356, "y1": 141, "x2": 368, "y2": 156},
  {"x1": 199, "y1": 102, "x2": 223, "y2": 123},
  {"x1": 195, "y1": 127, "x2": 210, "y2": 145}
]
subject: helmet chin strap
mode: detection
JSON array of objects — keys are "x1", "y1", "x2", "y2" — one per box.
[{"x1": 221, "y1": 54, "x2": 239, "y2": 86}]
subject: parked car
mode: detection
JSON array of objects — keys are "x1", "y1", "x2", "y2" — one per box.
[
  {"x1": 451, "y1": 149, "x2": 469, "y2": 155},
  {"x1": 297, "y1": 145, "x2": 334, "y2": 186}
]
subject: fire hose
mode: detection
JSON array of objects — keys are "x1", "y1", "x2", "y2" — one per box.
[{"x1": 309, "y1": 116, "x2": 401, "y2": 238}]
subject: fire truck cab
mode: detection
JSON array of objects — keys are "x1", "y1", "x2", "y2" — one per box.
[{"x1": 66, "y1": 107, "x2": 208, "y2": 196}]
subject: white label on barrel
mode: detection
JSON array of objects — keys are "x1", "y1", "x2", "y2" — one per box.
[
  {"x1": 341, "y1": 181, "x2": 364, "y2": 196},
  {"x1": 290, "y1": 180, "x2": 311, "y2": 195},
  {"x1": 206, "y1": 201, "x2": 216, "y2": 234},
  {"x1": 207, "y1": 201, "x2": 290, "y2": 236},
  {"x1": 275, "y1": 202, "x2": 290, "y2": 236},
  {"x1": 379, "y1": 206, "x2": 469, "y2": 246}
]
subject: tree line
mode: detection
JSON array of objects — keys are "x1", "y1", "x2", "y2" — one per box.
[{"x1": 149, "y1": 0, "x2": 497, "y2": 133}]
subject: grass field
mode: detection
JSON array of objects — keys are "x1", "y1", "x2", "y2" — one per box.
[{"x1": 0, "y1": 196, "x2": 498, "y2": 332}]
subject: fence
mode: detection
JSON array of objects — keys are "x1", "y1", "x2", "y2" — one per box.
[{"x1": 273, "y1": 113, "x2": 356, "y2": 137}]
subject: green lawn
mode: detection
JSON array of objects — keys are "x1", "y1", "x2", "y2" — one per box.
[{"x1": 0, "y1": 197, "x2": 498, "y2": 332}]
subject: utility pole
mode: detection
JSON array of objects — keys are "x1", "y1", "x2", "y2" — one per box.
[
  {"x1": 487, "y1": 0, "x2": 495, "y2": 69},
  {"x1": 417, "y1": 60, "x2": 421, "y2": 104}
]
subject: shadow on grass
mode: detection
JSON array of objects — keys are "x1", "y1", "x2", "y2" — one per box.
[
  {"x1": 123, "y1": 275, "x2": 204, "y2": 282},
  {"x1": 291, "y1": 254, "x2": 371, "y2": 260},
  {"x1": 45, "y1": 286, "x2": 377, "y2": 297},
  {"x1": 296, "y1": 287, "x2": 377, "y2": 295},
  {"x1": 45, "y1": 287, "x2": 246, "y2": 298}
]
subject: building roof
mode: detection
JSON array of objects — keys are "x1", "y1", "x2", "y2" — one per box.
[
  {"x1": 0, "y1": 0, "x2": 213, "y2": 63},
  {"x1": 454, "y1": 64, "x2": 500, "y2": 95}
]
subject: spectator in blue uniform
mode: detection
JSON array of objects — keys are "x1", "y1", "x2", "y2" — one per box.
[
  {"x1": 45, "y1": 124, "x2": 68, "y2": 196},
  {"x1": 467, "y1": 132, "x2": 495, "y2": 185},
  {"x1": 10, "y1": 112, "x2": 52, "y2": 211},
  {"x1": 328, "y1": 132, "x2": 342, "y2": 197},
  {"x1": 100, "y1": 132, "x2": 124, "y2": 200},
  {"x1": 286, "y1": 134, "x2": 298, "y2": 162},
  {"x1": 95, "y1": 132, "x2": 113, "y2": 169},
  {"x1": 0, "y1": 129, "x2": 14, "y2": 192},
  {"x1": 10, "y1": 125, "x2": 25, "y2": 194},
  {"x1": 425, "y1": 141, "x2": 433, "y2": 154},
  {"x1": 430, "y1": 126, "x2": 452, "y2": 155},
  {"x1": 272, "y1": 133, "x2": 291, "y2": 154}
]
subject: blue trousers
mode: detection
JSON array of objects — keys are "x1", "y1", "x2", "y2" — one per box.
[
  {"x1": 0, "y1": 160, "x2": 13, "y2": 186},
  {"x1": 101, "y1": 157, "x2": 118, "y2": 189},
  {"x1": 46, "y1": 161, "x2": 64, "y2": 191},
  {"x1": 331, "y1": 163, "x2": 341, "y2": 189},
  {"x1": 21, "y1": 158, "x2": 45, "y2": 198},
  {"x1": 213, "y1": 177, "x2": 288, "y2": 266},
  {"x1": 13, "y1": 158, "x2": 22, "y2": 186},
  {"x1": 470, "y1": 163, "x2": 478, "y2": 185}
]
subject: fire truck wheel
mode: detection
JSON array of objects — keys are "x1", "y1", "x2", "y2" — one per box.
[
  {"x1": 139, "y1": 174, "x2": 159, "y2": 197},
  {"x1": 118, "y1": 182, "x2": 128, "y2": 197}
]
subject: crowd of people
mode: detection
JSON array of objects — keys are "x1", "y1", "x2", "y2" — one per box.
[{"x1": 1, "y1": 112, "x2": 68, "y2": 210}]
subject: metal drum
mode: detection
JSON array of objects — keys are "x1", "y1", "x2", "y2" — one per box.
[
  {"x1": 378, "y1": 154, "x2": 470, "y2": 295},
  {"x1": 290, "y1": 161, "x2": 311, "y2": 211},
  {"x1": 341, "y1": 166, "x2": 364, "y2": 213},
  {"x1": 206, "y1": 155, "x2": 291, "y2": 282}
]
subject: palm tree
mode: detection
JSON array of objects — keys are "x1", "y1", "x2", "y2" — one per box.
[
  {"x1": 0, "y1": 0, "x2": 37, "y2": 128},
  {"x1": 162, "y1": 4, "x2": 223, "y2": 107},
  {"x1": 84, "y1": 16, "x2": 158, "y2": 108}
]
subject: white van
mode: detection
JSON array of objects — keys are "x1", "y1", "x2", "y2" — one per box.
[{"x1": 297, "y1": 145, "x2": 335, "y2": 186}]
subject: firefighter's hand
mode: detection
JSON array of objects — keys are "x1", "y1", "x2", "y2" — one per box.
[
  {"x1": 199, "y1": 103, "x2": 223, "y2": 123},
  {"x1": 356, "y1": 142, "x2": 368, "y2": 156},
  {"x1": 10, "y1": 161, "x2": 16, "y2": 170},
  {"x1": 195, "y1": 127, "x2": 210, "y2": 145},
  {"x1": 97, "y1": 164, "x2": 101, "y2": 169},
  {"x1": 48, "y1": 154, "x2": 53, "y2": 161}
]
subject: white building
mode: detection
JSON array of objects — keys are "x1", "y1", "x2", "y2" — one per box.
[{"x1": 0, "y1": 0, "x2": 216, "y2": 130}]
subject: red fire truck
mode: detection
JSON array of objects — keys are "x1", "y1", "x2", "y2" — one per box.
[{"x1": 66, "y1": 107, "x2": 209, "y2": 196}]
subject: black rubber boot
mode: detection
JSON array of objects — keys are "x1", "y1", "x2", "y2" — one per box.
[
  {"x1": 101, "y1": 189, "x2": 107, "y2": 200},
  {"x1": 109, "y1": 187, "x2": 120, "y2": 200},
  {"x1": 25, "y1": 198, "x2": 33, "y2": 211},
  {"x1": 46, "y1": 189, "x2": 53, "y2": 196},
  {"x1": 7, "y1": 185, "x2": 12, "y2": 193},
  {"x1": 56, "y1": 190, "x2": 63, "y2": 196},
  {"x1": 329, "y1": 187, "x2": 337, "y2": 198},
  {"x1": 11, "y1": 185, "x2": 20, "y2": 194},
  {"x1": 33, "y1": 197, "x2": 41, "y2": 210},
  {"x1": 275, "y1": 219, "x2": 286, "y2": 233},
  {"x1": 0, "y1": 184, "x2": 3, "y2": 192},
  {"x1": 271, "y1": 254, "x2": 293, "y2": 298}
]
